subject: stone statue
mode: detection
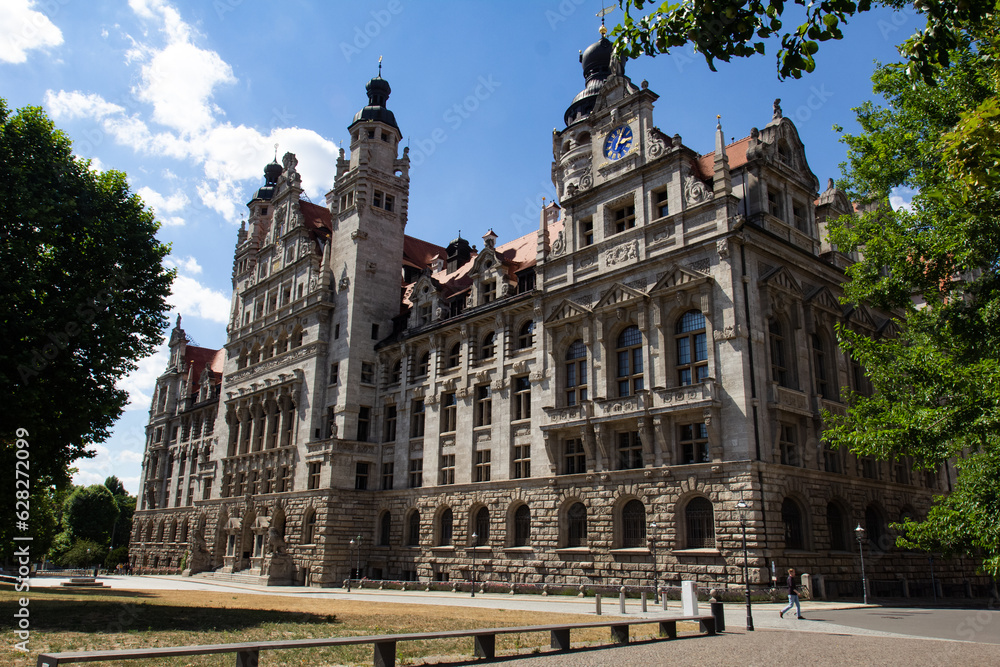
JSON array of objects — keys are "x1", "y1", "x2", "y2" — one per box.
[
  {"x1": 184, "y1": 526, "x2": 212, "y2": 575},
  {"x1": 266, "y1": 525, "x2": 287, "y2": 555}
]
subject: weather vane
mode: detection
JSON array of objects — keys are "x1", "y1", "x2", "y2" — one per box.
[
  {"x1": 378, "y1": 54, "x2": 383, "y2": 76},
  {"x1": 597, "y1": 4, "x2": 615, "y2": 35}
]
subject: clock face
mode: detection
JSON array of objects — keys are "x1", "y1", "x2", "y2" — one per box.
[{"x1": 603, "y1": 125, "x2": 633, "y2": 160}]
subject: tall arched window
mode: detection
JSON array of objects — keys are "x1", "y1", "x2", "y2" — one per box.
[
  {"x1": 480, "y1": 331, "x2": 496, "y2": 361},
  {"x1": 769, "y1": 318, "x2": 790, "y2": 387},
  {"x1": 304, "y1": 508, "x2": 317, "y2": 544},
  {"x1": 565, "y1": 339, "x2": 588, "y2": 406},
  {"x1": 407, "y1": 509, "x2": 420, "y2": 546},
  {"x1": 812, "y1": 333, "x2": 832, "y2": 399},
  {"x1": 446, "y1": 343, "x2": 461, "y2": 369},
  {"x1": 415, "y1": 351, "x2": 430, "y2": 378},
  {"x1": 474, "y1": 507, "x2": 490, "y2": 545},
  {"x1": 685, "y1": 497, "x2": 715, "y2": 548},
  {"x1": 782, "y1": 498, "x2": 805, "y2": 550},
  {"x1": 389, "y1": 359, "x2": 402, "y2": 384},
  {"x1": 826, "y1": 502, "x2": 848, "y2": 551},
  {"x1": 865, "y1": 504, "x2": 887, "y2": 552},
  {"x1": 622, "y1": 499, "x2": 647, "y2": 548},
  {"x1": 517, "y1": 320, "x2": 535, "y2": 349},
  {"x1": 379, "y1": 511, "x2": 392, "y2": 546},
  {"x1": 567, "y1": 502, "x2": 587, "y2": 547},
  {"x1": 438, "y1": 508, "x2": 453, "y2": 546},
  {"x1": 616, "y1": 325, "x2": 644, "y2": 397},
  {"x1": 675, "y1": 310, "x2": 708, "y2": 385},
  {"x1": 513, "y1": 505, "x2": 531, "y2": 547}
]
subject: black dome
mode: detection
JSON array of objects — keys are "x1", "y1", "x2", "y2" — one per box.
[
  {"x1": 351, "y1": 75, "x2": 399, "y2": 130},
  {"x1": 564, "y1": 34, "x2": 619, "y2": 126},
  {"x1": 263, "y1": 159, "x2": 282, "y2": 185}
]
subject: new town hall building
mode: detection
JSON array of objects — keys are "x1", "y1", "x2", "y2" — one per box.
[{"x1": 130, "y1": 29, "x2": 975, "y2": 596}]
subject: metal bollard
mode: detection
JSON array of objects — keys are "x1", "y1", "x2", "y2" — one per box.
[
  {"x1": 620, "y1": 590, "x2": 626, "y2": 614},
  {"x1": 641, "y1": 592, "x2": 647, "y2": 613},
  {"x1": 662, "y1": 588, "x2": 668, "y2": 611},
  {"x1": 710, "y1": 600, "x2": 725, "y2": 632},
  {"x1": 596, "y1": 594, "x2": 602, "y2": 615}
]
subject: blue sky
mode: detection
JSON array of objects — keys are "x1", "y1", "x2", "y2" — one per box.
[{"x1": 1, "y1": 0, "x2": 918, "y2": 494}]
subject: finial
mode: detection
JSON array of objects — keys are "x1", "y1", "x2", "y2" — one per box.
[
  {"x1": 273, "y1": 143, "x2": 278, "y2": 160},
  {"x1": 716, "y1": 114, "x2": 722, "y2": 130},
  {"x1": 378, "y1": 54, "x2": 382, "y2": 77},
  {"x1": 597, "y1": 4, "x2": 614, "y2": 35}
]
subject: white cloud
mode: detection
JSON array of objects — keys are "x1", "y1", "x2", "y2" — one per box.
[
  {"x1": 164, "y1": 254, "x2": 203, "y2": 275},
  {"x1": 890, "y1": 186, "x2": 917, "y2": 213},
  {"x1": 119, "y1": 342, "x2": 168, "y2": 410},
  {"x1": 119, "y1": 450, "x2": 144, "y2": 464},
  {"x1": 136, "y1": 184, "x2": 190, "y2": 213},
  {"x1": 44, "y1": 90, "x2": 124, "y2": 120},
  {"x1": 168, "y1": 274, "x2": 231, "y2": 323},
  {"x1": 0, "y1": 0, "x2": 63, "y2": 64}
]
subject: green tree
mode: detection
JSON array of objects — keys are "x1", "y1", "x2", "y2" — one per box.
[
  {"x1": 104, "y1": 476, "x2": 136, "y2": 550},
  {"x1": 613, "y1": 0, "x2": 993, "y2": 81},
  {"x1": 825, "y1": 23, "x2": 1000, "y2": 575},
  {"x1": 62, "y1": 484, "x2": 120, "y2": 546},
  {"x1": 0, "y1": 101, "x2": 173, "y2": 559},
  {"x1": 59, "y1": 539, "x2": 107, "y2": 569}
]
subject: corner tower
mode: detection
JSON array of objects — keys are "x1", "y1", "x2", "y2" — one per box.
[{"x1": 324, "y1": 70, "x2": 410, "y2": 458}]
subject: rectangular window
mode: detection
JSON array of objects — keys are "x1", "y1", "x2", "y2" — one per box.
[
  {"x1": 409, "y1": 459, "x2": 423, "y2": 488},
  {"x1": 655, "y1": 190, "x2": 669, "y2": 218},
  {"x1": 679, "y1": 423, "x2": 710, "y2": 464},
  {"x1": 441, "y1": 392, "x2": 457, "y2": 433},
  {"x1": 475, "y1": 385, "x2": 492, "y2": 427},
  {"x1": 767, "y1": 190, "x2": 782, "y2": 219},
  {"x1": 581, "y1": 218, "x2": 594, "y2": 246},
  {"x1": 410, "y1": 399, "x2": 425, "y2": 438},
  {"x1": 617, "y1": 431, "x2": 643, "y2": 470},
  {"x1": 823, "y1": 442, "x2": 841, "y2": 473},
  {"x1": 779, "y1": 424, "x2": 799, "y2": 466},
  {"x1": 371, "y1": 323, "x2": 379, "y2": 340},
  {"x1": 329, "y1": 363, "x2": 339, "y2": 385},
  {"x1": 564, "y1": 438, "x2": 586, "y2": 474},
  {"x1": 357, "y1": 406, "x2": 371, "y2": 441},
  {"x1": 381, "y1": 462, "x2": 394, "y2": 490},
  {"x1": 862, "y1": 457, "x2": 880, "y2": 480},
  {"x1": 613, "y1": 204, "x2": 636, "y2": 233},
  {"x1": 418, "y1": 304, "x2": 432, "y2": 326},
  {"x1": 792, "y1": 202, "x2": 807, "y2": 232},
  {"x1": 373, "y1": 190, "x2": 383, "y2": 208},
  {"x1": 513, "y1": 444, "x2": 530, "y2": 479},
  {"x1": 334, "y1": 323, "x2": 340, "y2": 339},
  {"x1": 355, "y1": 462, "x2": 370, "y2": 490},
  {"x1": 513, "y1": 375, "x2": 531, "y2": 421},
  {"x1": 361, "y1": 362, "x2": 375, "y2": 384},
  {"x1": 439, "y1": 454, "x2": 455, "y2": 485},
  {"x1": 475, "y1": 450, "x2": 491, "y2": 482},
  {"x1": 383, "y1": 405, "x2": 397, "y2": 442},
  {"x1": 384, "y1": 194, "x2": 394, "y2": 212},
  {"x1": 308, "y1": 462, "x2": 322, "y2": 490},
  {"x1": 894, "y1": 458, "x2": 911, "y2": 485},
  {"x1": 482, "y1": 280, "x2": 496, "y2": 304}
]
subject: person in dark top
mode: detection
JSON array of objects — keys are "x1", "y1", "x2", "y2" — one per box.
[{"x1": 779, "y1": 568, "x2": 804, "y2": 619}]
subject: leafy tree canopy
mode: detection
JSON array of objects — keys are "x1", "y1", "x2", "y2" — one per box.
[
  {"x1": 613, "y1": 0, "x2": 995, "y2": 81},
  {"x1": 62, "y1": 484, "x2": 120, "y2": 546},
  {"x1": 825, "y1": 21, "x2": 1000, "y2": 575},
  {"x1": 0, "y1": 101, "x2": 173, "y2": 549}
]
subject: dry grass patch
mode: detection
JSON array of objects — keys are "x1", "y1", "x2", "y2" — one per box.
[{"x1": 1, "y1": 584, "x2": 682, "y2": 666}]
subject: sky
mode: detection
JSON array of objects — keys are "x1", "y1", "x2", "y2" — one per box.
[{"x1": 1, "y1": 0, "x2": 920, "y2": 494}]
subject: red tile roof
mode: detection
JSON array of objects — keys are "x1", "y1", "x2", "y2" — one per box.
[
  {"x1": 299, "y1": 200, "x2": 332, "y2": 236},
  {"x1": 697, "y1": 135, "x2": 753, "y2": 178}
]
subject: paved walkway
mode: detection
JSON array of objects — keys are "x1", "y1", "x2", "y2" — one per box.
[{"x1": 32, "y1": 575, "x2": 1000, "y2": 665}]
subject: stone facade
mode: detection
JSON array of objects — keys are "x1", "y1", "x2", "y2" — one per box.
[{"x1": 129, "y1": 30, "x2": 985, "y2": 596}]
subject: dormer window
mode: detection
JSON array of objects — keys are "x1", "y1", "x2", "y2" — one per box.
[{"x1": 417, "y1": 303, "x2": 432, "y2": 326}]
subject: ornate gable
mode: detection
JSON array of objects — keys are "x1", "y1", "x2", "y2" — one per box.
[
  {"x1": 760, "y1": 265, "x2": 803, "y2": 296},
  {"x1": 594, "y1": 282, "x2": 647, "y2": 311},
  {"x1": 846, "y1": 304, "x2": 879, "y2": 331},
  {"x1": 546, "y1": 299, "x2": 593, "y2": 324},
  {"x1": 649, "y1": 264, "x2": 711, "y2": 295},
  {"x1": 805, "y1": 286, "x2": 843, "y2": 315}
]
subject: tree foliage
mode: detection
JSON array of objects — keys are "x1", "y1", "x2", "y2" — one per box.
[
  {"x1": 0, "y1": 101, "x2": 172, "y2": 553},
  {"x1": 613, "y1": 0, "x2": 995, "y2": 81},
  {"x1": 62, "y1": 484, "x2": 120, "y2": 545},
  {"x1": 58, "y1": 539, "x2": 107, "y2": 569},
  {"x1": 825, "y1": 21, "x2": 1000, "y2": 575}
]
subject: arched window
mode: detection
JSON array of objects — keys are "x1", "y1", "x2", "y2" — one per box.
[
  {"x1": 415, "y1": 351, "x2": 430, "y2": 378},
  {"x1": 769, "y1": 319, "x2": 790, "y2": 387},
  {"x1": 379, "y1": 511, "x2": 391, "y2": 546},
  {"x1": 292, "y1": 327, "x2": 304, "y2": 348},
  {"x1": 685, "y1": 497, "x2": 715, "y2": 548},
  {"x1": 865, "y1": 504, "x2": 887, "y2": 552},
  {"x1": 782, "y1": 498, "x2": 805, "y2": 550},
  {"x1": 513, "y1": 505, "x2": 531, "y2": 547},
  {"x1": 407, "y1": 509, "x2": 420, "y2": 546},
  {"x1": 168, "y1": 519, "x2": 178, "y2": 543},
  {"x1": 474, "y1": 507, "x2": 490, "y2": 545},
  {"x1": 826, "y1": 502, "x2": 848, "y2": 551},
  {"x1": 616, "y1": 325, "x2": 644, "y2": 397},
  {"x1": 276, "y1": 334, "x2": 288, "y2": 355},
  {"x1": 155, "y1": 521, "x2": 165, "y2": 542},
  {"x1": 446, "y1": 342, "x2": 461, "y2": 369},
  {"x1": 438, "y1": 508, "x2": 453, "y2": 546},
  {"x1": 480, "y1": 332, "x2": 496, "y2": 361},
  {"x1": 144, "y1": 522, "x2": 153, "y2": 542},
  {"x1": 389, "y1": 359, "x2": 402, "y2": 384},
  {"x1": 675, "y1": 310, "x2": 708, "y2": 385},
  {"x1": 238, "y1": 348, "x2": 249, "y2": 369},
  {"x1": 565, "y1": 339, "x2": 588, "y2": 406},
  {"x1": 179, "y1": 519, "x2": 189, "y2": 544},
  {"x1": 517, "y1": 320, "x2": 535, "y2": 349},
  {"x1": 622, "y1": 499, "x2": 646, "y2": 548},
  {"x1": 304, "y1": 509, "x2": 317, "y2": 544},
  {"x1": 812, "y1": 333, "x2": 832, "y2": 399},
  {"x1": 262, "y1": 338, "x2": 275, "y2": 361},
  {"x1": 567, "y1": 502, "x2": 587, "y2": 547},
  {"x1": 250, "y1": 344, "x2": 261, "y2": 366}
]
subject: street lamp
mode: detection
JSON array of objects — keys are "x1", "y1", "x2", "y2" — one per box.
[
  {"x1": 470, "y1": 532, "x2": 478, "y2": 598},
  {"x1": 735, "y1": 498, "x2": 755, "y2": 631},
  {"x1": 855, "y1": 524, "x2": 868, "y2": 605},
  {"x1": 347, "y1": 538, "x2": 354, "y2": 592},
  {"x1": 649, "y1": 522, "x2": 658, "y2": 604},
  {"x1": 354, "y1": 534, "x2": 362, "y2": 582}
]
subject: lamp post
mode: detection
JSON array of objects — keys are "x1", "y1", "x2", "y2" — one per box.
[
  {"x1": 347, "y1": 538, "x2": 354, "y2": 591},
  {"x1": 649, "y1": 522, "x2": 658, "y2": 604},
  {"x1": 855, "y1": 524, "x2": 868, "y2": 604},
  {"x1": 470, "y1": 532, "x2": 478, "y2": 598},
  {"x1": 735, "y1": 498, "x2": 754, "y2": 631},
  {"x1": 354, "y1": 534, "x2": 362, "y2": 582}
]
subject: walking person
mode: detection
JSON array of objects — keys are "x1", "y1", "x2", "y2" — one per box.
[{"x1": 779, "y1": 568, "x2": 804, "y2": 619}]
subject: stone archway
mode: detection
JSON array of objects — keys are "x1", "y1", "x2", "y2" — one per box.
[{"x1": 237, "y1": 508, "x2": 257, "y2": 572}]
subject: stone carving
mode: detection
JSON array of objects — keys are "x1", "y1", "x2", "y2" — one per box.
[
  {"x1": 512, "y1": 360, "x2": 528, "y2": 375},
  {"x1": 579, "y1": 165, "x2": 593, "y2": 190},
  {"x1": 713, "y1": 325, "x2": 745, "y2": 341},
  {"x1": 773, "y1": 98, "x2": 783, "y2": 120},
  {"x1": 579, "y1": 255, "x2": 596, "y2": 269},
  {"x1": 684, "y1": 175, "x2": 714, "y2": 205},
  {"x1": 604, "y1": 240, "x2": 639, "y2": 267},
  {"x1": 530, "y1": 370, "x2": 545, "y2": 384},
  {"x1": 185, "y1": 526, "x2": 211, "y2": 574},
  {"x1": 282, "y1": 152, "x2": 301, "y2": 189},
  {"x1": 551, "y1": 229, "x2": 565, "y2": 256},
  {"x1": 339, "y1": 275, "x2": 350, "y2": 290},
  {"x1": 351, "y1": 230, "x2": 369, "y2": 241},
  {"x1": 646, "y1": 127, "x2": 667, "y2": 158},
  {"x1": 266, "y1": 525, "x2": 287, "y2": 554},
  {"x1": 717, "y1": 238, "x2": 730, "y2": 261},
  {"x1": 491, "y1": 378, "x2": 507, "y2": 391},
  {"x1": 476, "y1": 370, "x2": 490, "y2": 384}
]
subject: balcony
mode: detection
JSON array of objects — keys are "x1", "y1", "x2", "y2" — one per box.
[
  {"x1": 541, "y1": 402, "x2": 593, "y2": 430},
  {"x1": 649, "y1": 380, "x2": 718, "y2": 413},
  {"x1": 767, "y1": 383, "x2": 811, "y2": 415}
]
